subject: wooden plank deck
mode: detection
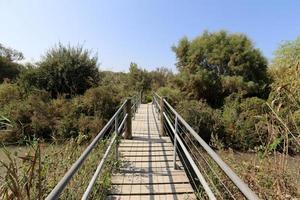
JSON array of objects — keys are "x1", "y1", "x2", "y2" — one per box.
[{"x1": 108, "y1": 104, "x2": 196, "y2": 200}]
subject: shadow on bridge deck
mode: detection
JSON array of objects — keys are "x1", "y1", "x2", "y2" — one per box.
[{"x1": 107, "y1": 104, "x2": 196, "y2": 200}]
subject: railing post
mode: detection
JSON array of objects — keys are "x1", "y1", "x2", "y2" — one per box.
[
  {"x1": 156, "y1": 96, "x2": 159, "y2": 114},
  {"x1": 173, "y1": 115, "x2": 178, "y2": 169},
  {"x1": 115, "y1": 115, "x2": 119, "y2": 160},
  {"x1": 160, "y1": 97, "x2": 165, "y2": 136},
  {"x1": 135, "y1": 96, "x2": 138, "y2": 113},
  {"x1": 124, "y1": 99, "x2": 132, "y2": 139}
]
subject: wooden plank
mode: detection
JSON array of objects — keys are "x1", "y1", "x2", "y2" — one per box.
[
  {"x1": 121, "y1": 155, "x2": 179, "y2": 162},
  {"x1": 107, "y1": 194, "x2": 196, "y2": 200},
  {"x1": 120, "y1": 143, "x2": 172, "y2": 148},
  {"x1": 119, "y1": 160, "x2": 183, "y2": 169},
  {"x1": 120, "y1": 150, "x2": 173, "y2": 157},
  {"x1": 119, "y1": 146, "x2": 174, "y2": 151},
  {"x1": 120, "y1": 153, "x2": 174, "y2": 157},
  {"x1": 110, "y1": 183, "x2": 194, "y2": 195},
  {"x1": 110, "y1": 104, "x2": 194, "y2": 198},
  {"x1": 111, "y1": 171, "x2": 190, "y2": 184},
  {"x1": 120, "y1": 138, "x2": 171, "y2": 144}
]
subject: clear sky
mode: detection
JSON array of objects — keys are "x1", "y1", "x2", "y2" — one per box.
[{"x1": 1, "y1": 0, "x2": 300, "y2": 71}]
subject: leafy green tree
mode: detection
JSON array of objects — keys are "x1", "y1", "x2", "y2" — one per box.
[
  {"x1": 178, "y1": 69, "x2": 222, "y2": 106},
  {"x1": 128, "y1": 62, "x2": 151, "y2": 92},
  {"x1": 149, "y1": 67, "x2": 173, "y2": 90},
  {"x1": 0, "y1": 43, "x2": 24, "y2": 83},
  {"x1": 0, "y1": 43, "x2": 23, "y2": 61},
  {"x1": 173, "y1": 30, "x2": 268, "y2": 83},
  {"x1": 220, "y1": 75, "x2": 260, "y2": 97},
  {"x1": 19, "y1": 44, "x2": 99, "y2": 97},
  {"x1": 157, "y1": 86, "x2": 183, "y2": 106},
  {"x1": 172, "y1": 31, "x2": 270, "y2": 105}
]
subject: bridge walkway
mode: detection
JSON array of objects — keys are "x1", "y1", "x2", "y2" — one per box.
[{"x1": 107, "y1": 104, "x2": 196, "y2": 200}]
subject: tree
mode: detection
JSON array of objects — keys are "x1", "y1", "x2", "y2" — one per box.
[
  {"x1": 178, "y1": 69, "x2": 222, "y2": 106},
  {"x1": 173, "y1": 30, "x2": 268, "y2": 83},
  {"x1": 149, "y1": 67, "x2": 173, "y2": 90},
  {"x1": 0, "y1": 43, "x2": 24, "y2": 83},
  {"x1": 172, "y1": 30, "x2": 270, "y2": 105},
  {"x1": 0, "y1": 43, "x2": 24, "y2": 61},
  {"x1": 128, "y1": 62, "x2": 151, "y2": 91},
  {"x1": 19, "y1": 44, "x2": 99, "y2": 97}
]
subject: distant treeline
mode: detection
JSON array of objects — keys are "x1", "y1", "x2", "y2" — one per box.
[{"x1": 0, "y1": 31, "x2": 299, "y2": 155}]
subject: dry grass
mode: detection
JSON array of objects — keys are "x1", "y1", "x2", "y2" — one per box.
[
  {"x1": 0, "y1": 138, "x2": 117, "y2": 199},
  {"x1": 219, "y1": 150, "x2": 300, "y2": 199}
]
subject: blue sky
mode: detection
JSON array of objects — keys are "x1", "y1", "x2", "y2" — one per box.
[{"x1": 1, "y1": 0, "x2": 300, "y2": 71}]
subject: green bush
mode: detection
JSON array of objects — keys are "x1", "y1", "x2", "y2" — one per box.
[
  {"x1": 0, "y1": 83, "x2": 22, "y2": 107},
  {"x1": 56, "y1": 114, "x2": 79, "y2": 139},
  {"x1": 176, "y1": 100, "x2": 223, "y2": 143},
  {"x1": 0, "y1": 84, "x2": 124, "y2": 142},
  {"x1": 80, "y1": 86, "x2": 121, "y2": 121},
  {"x1": 144, "y1": 94, "x2": 152, "y2": 103},
  {"x1": 222, "y1": 96, "x2": 268, "y2": 150},
  {"x1": 78, "y1": 116, "x2": 103, "y2": 139},
  {"x1": 0, "y1": 91, "x2": 53, "y2": 142},
  {"x1": 17, "y1": 65, "x2": 41, "y2": 92},
  {"x1": 157, "y1": 86, "x2": 183, "y2": 106},
  {"x1": 18, "y1": 44, "x2": 99, "y2": 98}
]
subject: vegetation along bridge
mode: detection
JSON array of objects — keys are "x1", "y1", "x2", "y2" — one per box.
[{"x1": 45, "y1": 93, "x2": 259, "y2": 200}]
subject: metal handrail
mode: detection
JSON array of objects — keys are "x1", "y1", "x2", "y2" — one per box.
[
  {"x1": 152, "y1": 92, "x2": 161, "y2": 111},
  {"x1": 46, "y1": 92, "x2": 141, "y2": 200},
  {"x1": 131, "y1": 93, "x2": 141, "y2": 118},
  {"x1": 163, "y1": 112, "x2": 216, "y2": 200},
  {"x1": 152, "y1": 92, "x2": 259, "y2": 200},
  {"x1": 81, "y1": 134, "x2": 117, "y2": 200}
]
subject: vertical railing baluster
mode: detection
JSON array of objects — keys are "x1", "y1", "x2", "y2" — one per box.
[
  {"x1": 115, "y1": 115, "x2": 118, "y2": 160},
  {"x1": 173, "y1": 115, "x2": 178, "y2": 169},
  {"x1": 135, "y1": 96, "x2": 138, "y2": 114},
  {"x1": 160, "y1": 97, "x2": 165, "y2": 136}
]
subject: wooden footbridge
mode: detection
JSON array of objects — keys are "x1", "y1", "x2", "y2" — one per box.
[
  {"x1": 108, "y1": 104, "x2": 195, "y2": 199},
  {"x1": 46, "y1": 93, "x2": 259, "y2": 200}
]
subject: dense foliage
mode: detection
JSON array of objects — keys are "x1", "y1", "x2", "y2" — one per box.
[
  {"x1": 222, "y1": 96, "x2": 268, "y2": 150},
  {"x1": 0, "y1": 32, "x2": 299, "y2": 154},
  {"x1": 19, "y1": 44, "x2": 99, "y2": 97},
  {"x1": 0, "y1": 43, "x2": 24, "y2": 83},
  {"x1": 264, "y1": 37, "x2": 300, "y2": 154},
  {"x1": 173, "y1": 31, "x2": 268, "y2": 82},
  {"x1": 0, "y1": 43, "x2": 174, "y2": 143},
  {"x1": 176, "y1": 100, "x2": 223, "y2": 143},
  {"x1": 172, "y1": 31, "x2": 270, "y2": 107},
  {"x1": 0, "y1": 31, "x2": 299, "y2": 199}
]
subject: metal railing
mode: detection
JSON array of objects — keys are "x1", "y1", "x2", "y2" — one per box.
[
  {"x1": 46, "y1": 93, "x2": 141, "y2": 200},
  {"x1": 152, "y1": 92, "x2": 259, "y2": 200}
]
